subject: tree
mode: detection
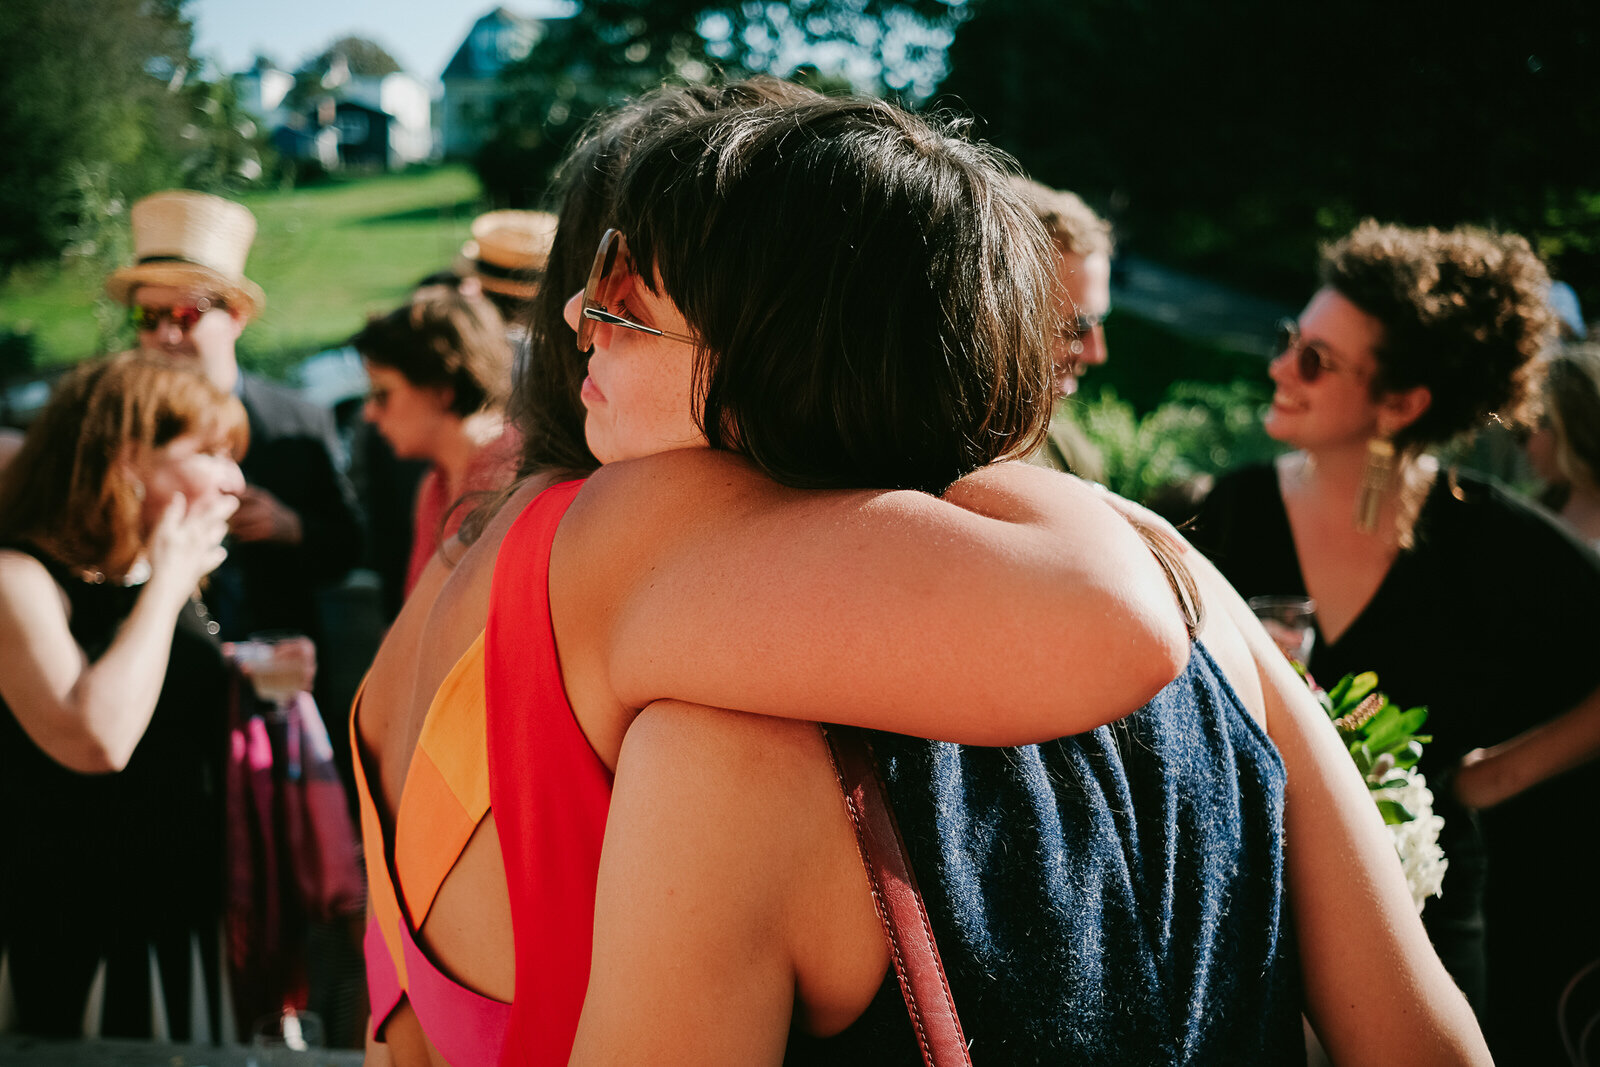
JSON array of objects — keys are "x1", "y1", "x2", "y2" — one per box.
[
  {"x1": 0, "y1": 0, "x2": 267, "y2": 278},
  {"x1": 938, "y1": 0, "x2": 1600, "y2": 309},
  {"x1": 315, "y1": 36, "x2": 403, "y2": 77},
  {"x1": 0, "y1": 0, "x2": 192, "y2": 270},
  {"x1": 474, "y1": 0, "x2": 972, "y2": 206}
]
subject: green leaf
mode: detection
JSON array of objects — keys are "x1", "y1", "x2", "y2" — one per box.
[
  {"x1": 1336, "y1": 672, "x2": 1379, "y2": 714},
  {"x1": 1391, "y1": 741, "x2": 1425, "y2": 770},
  {"x1": 1349, "y1": 744, "x2": 1373, "y2": 777},
  {"x1": 1327, "y1": 673, "x2": 1357, "y2": 707},
  {"x1": 1375, "y1": 799, "x2": 1417, "y2": 825}
]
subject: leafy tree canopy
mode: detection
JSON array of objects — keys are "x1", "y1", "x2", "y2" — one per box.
[
  {"x1": 937, "y1": 0, "x2": 1600, "y2": 311},
  {"x1": 0, "y1": 0, "x2": 267, "y2": 322},
  {"x1": 306, "y1": 35, "x2": 404, "y2": 78},
  {"x1": 474, "y1": 0, "x2": 970, "y2": 206}
]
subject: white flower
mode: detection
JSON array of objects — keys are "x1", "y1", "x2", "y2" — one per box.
[{"x1": 1370, "y1": 766, "x2": 1449, "y2": 912}]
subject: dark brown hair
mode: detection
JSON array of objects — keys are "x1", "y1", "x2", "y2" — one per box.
[
  {"x1": 349, "y1": 285, "x2": 512, "y2": 418},
  {"x1": 0, "y1": 354, "x2": 248, "y2": 578},
  {"x1": 510, "y1": 76, "x2": 827, "y2": 483},
  {"x1": 615, "y1": 97, "x2": 1057, "y2": 494},
  {"x1": 1321, "y1": 220, "x2": 1557, "y2": 451}
]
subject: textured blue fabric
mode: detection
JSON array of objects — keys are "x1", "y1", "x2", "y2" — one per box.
[{"x1": 794, "y1": 642, "x2": 1304, "y2": 1064}]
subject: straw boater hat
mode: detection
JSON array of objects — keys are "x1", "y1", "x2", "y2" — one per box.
[
  {"x1": 105, "y1": 190, "x2": 266, "y2": 320},
  {"x1": 455, "y1": 210, "x2": 558, "y2": 302}
]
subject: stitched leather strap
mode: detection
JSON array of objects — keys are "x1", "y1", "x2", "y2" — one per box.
[{"x1": 822, "y1": 725, "x2": 972, "y2": 1067}]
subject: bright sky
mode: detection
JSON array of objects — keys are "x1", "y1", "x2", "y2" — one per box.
[{"x1": 188, "y1": 0, "x2": 573, "y2": 85}]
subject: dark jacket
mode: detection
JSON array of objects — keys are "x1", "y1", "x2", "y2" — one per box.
[{"x1": 209, "y1": 374, "x2": 363, "y2": 641}]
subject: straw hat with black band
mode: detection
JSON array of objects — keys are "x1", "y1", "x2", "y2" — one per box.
[
  {"x1": 105, "y1": 191, "x2": 266, "y2": 320},
  {"x1": 455, "y1": 210, "x2": 557, "y2": 302}
]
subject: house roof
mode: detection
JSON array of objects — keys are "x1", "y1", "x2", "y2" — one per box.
[{"x1": 441, "y1": 7, "x2": 542, "y2": 81}]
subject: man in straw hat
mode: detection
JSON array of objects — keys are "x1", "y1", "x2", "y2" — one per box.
[
  {"x1": 455, "y1": 209, "x2": 557, "y2": 335},
  {"x1": 107, "y1": 190, "x2": 362, "y2": 643}
]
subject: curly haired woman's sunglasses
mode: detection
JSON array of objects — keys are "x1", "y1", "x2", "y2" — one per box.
[
  {"x1": 576, "y1": 229, "x2": 698, "y2": 353},
  {"x1": 1275, "y1": 319, "x2": 1340, "y2": 383}
]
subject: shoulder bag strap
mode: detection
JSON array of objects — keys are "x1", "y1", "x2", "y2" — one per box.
[{"x1": 821, "y1": 724, "x2": 973, "y2": 1067}]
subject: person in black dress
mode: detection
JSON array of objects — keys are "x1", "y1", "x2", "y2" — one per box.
[
  {"x1": 0, "y1": 356, "x2": 245, "y2": 1040},
  {"x1": 1189, "y1": 220, "x2": 1600, "y2": 1058}
]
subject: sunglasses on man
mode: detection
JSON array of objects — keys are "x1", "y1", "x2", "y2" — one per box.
[
  {"x1": 1275, "y1": 318, "x2": 1342, "y2": 383},
  {"x1": 130, "y1": 296, "x2": 225, "y2": 333},
  {"x1": 576, "y1": 229, "x2": 697, "y2": 353},
  {"x1": 1059, "y1": 311, "x2": 1106, "y2": 357}
]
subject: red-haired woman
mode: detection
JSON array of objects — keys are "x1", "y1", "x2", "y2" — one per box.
[{"x1": 0, "y1": 355, "x2": 244, "y2": 1040}]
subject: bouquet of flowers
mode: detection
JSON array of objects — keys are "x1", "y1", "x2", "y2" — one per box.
[{"x1": 1315, "y1": 670, "x2": 1448, "y2": 913}]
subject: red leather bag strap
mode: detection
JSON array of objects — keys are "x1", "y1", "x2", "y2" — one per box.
[{"x1": 822, "y1": 725, "x2": 973, "y2": 1067}]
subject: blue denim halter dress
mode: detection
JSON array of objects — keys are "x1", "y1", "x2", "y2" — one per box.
[{"x1": 789, "y1": 642, "x2": 1305, "y2": 1065}]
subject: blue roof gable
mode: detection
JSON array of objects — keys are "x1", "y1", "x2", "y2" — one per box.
[{"x1": 441, "y1": 7, "x2": 541, "y2": 81}]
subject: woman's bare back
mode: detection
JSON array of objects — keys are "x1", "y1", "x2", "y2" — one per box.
[{"x1": 357, "y1": 475, "x2": 555, "y2": 1065}]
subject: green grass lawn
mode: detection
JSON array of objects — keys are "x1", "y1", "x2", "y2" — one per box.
[{"x1": 1, "y1": 165, "x2": 485, "y2": 378}]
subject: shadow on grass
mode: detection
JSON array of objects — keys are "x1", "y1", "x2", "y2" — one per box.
[{"x1": 351, "y1": 199, "x2": 482, "y2": 227}]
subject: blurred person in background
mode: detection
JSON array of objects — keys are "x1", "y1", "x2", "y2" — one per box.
[
  {"x1": 350, "y1": 286, "x2": 521, "y2": 596},
  {"x1": 0, "y1": 427, "x2": 22, "y2": 472},
  {"x1": 1524, "y1": 341, "x2": 1600, "y2": 547},
  {"x1": 0, "y1": 356, "x2": 243, "y2": 1040},
  {"x1": 106, "y1": 191, "x2": 363, "y2": 648},
  {"x1": 1011, "y1": 176, "x2": 1112, "y2": 482},
  {"x1": 455, "y1": 210, "x2": 557, "y2": 346},
  {"x1": 1190, "y1": 220, "x2": 1600, "y2": 1058}
]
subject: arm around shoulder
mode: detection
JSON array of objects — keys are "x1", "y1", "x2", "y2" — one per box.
[{"x1": 573, "y1": 453, "x2": 1188, "y2": 747}]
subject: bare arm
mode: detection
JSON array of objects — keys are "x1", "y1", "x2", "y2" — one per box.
[
  {"x1": 0, "y1": 493, "x2": 236, "y2": 772},
  {"x1": 1452, "y1": 679, "x2": 1600, "y2": 810},
  {"x1": 1098, "y1": 492, "x2": 1489, "y2": 1064},
  {"x1": 571, "y1": 703, "x2": 874, "y2": 1065},
  {"x1": 556, "y1": 452, "x2": 1189, "y2": 748}
]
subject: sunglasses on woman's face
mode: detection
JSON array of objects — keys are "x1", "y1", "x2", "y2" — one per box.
[
  {"x1": 130, "y1": 296, "x2": 223, "y2": 333},
  {"x1": 1275, "y1": 318, "x2": 1340, "y2": 383},
  {"x1": 575, "y1": 229, "x2": 698, "y2": 353}
]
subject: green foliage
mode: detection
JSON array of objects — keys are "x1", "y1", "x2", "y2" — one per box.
[
  {"x1": 474, "y1": 0, "x2": 972, "y2": 205},
  {"x1": 1074, "y1": 379, "x2": 1281, "y2": 507},
  {"x1": 475, "y1": 1, "x2": 717, "y2": 207},
  {"x1": 938, "y1": 0, "x2": 1600, "y2": 311},
  {"x1": 315, "y1": 37, "x2": 403, "y2": 77},
  {"x1": 1319, "y1": 670, "x2": 1433, "y2": 825},
  {"x1": 0, "y1": 0, "x2": 267, "y2": 274}
]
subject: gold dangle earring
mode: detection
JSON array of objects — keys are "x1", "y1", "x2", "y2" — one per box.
[{"x1": 1355, "y1": 437, "x2": 1395, "y2": 533}]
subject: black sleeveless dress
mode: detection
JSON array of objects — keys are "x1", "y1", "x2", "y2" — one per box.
[
  {"x1": 0, "y1": 543, "x2": 230, "y2": 1039},
  {"x1": 789, "y1": 643, "x2": 1304, "y2": 1064}
]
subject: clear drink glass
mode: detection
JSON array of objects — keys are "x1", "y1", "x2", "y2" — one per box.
[
  {"x1": 230, "y1": 630, "x2": 315, "y2": 711},
  {"x1": 1247, "y1": 595, "x2": 1318, "y2": 667}
]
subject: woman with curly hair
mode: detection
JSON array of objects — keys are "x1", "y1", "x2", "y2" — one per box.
[{"x1": 1191, "y1": 220, "x2": 1600, "y2": 1054}]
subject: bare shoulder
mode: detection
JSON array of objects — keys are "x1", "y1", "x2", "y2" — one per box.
[
  {"x1": 0, "y1": 549, "x2": 67, "y2": 623},
  {"x1": 609, "y1": 703, "x2": 887, "y2": 1040},
  {"x1": 562, "y1": 449, "x2": 771, "y2": 539},
  {"x1": 621, "y1": 702, "x2": 833, "y2": 805},
  {"x1": 425, "y1": 474, "x2": 559, "y2": 636},
  {"x1": 615, "y1": 703, "x2": 844, "y2": 894}
]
